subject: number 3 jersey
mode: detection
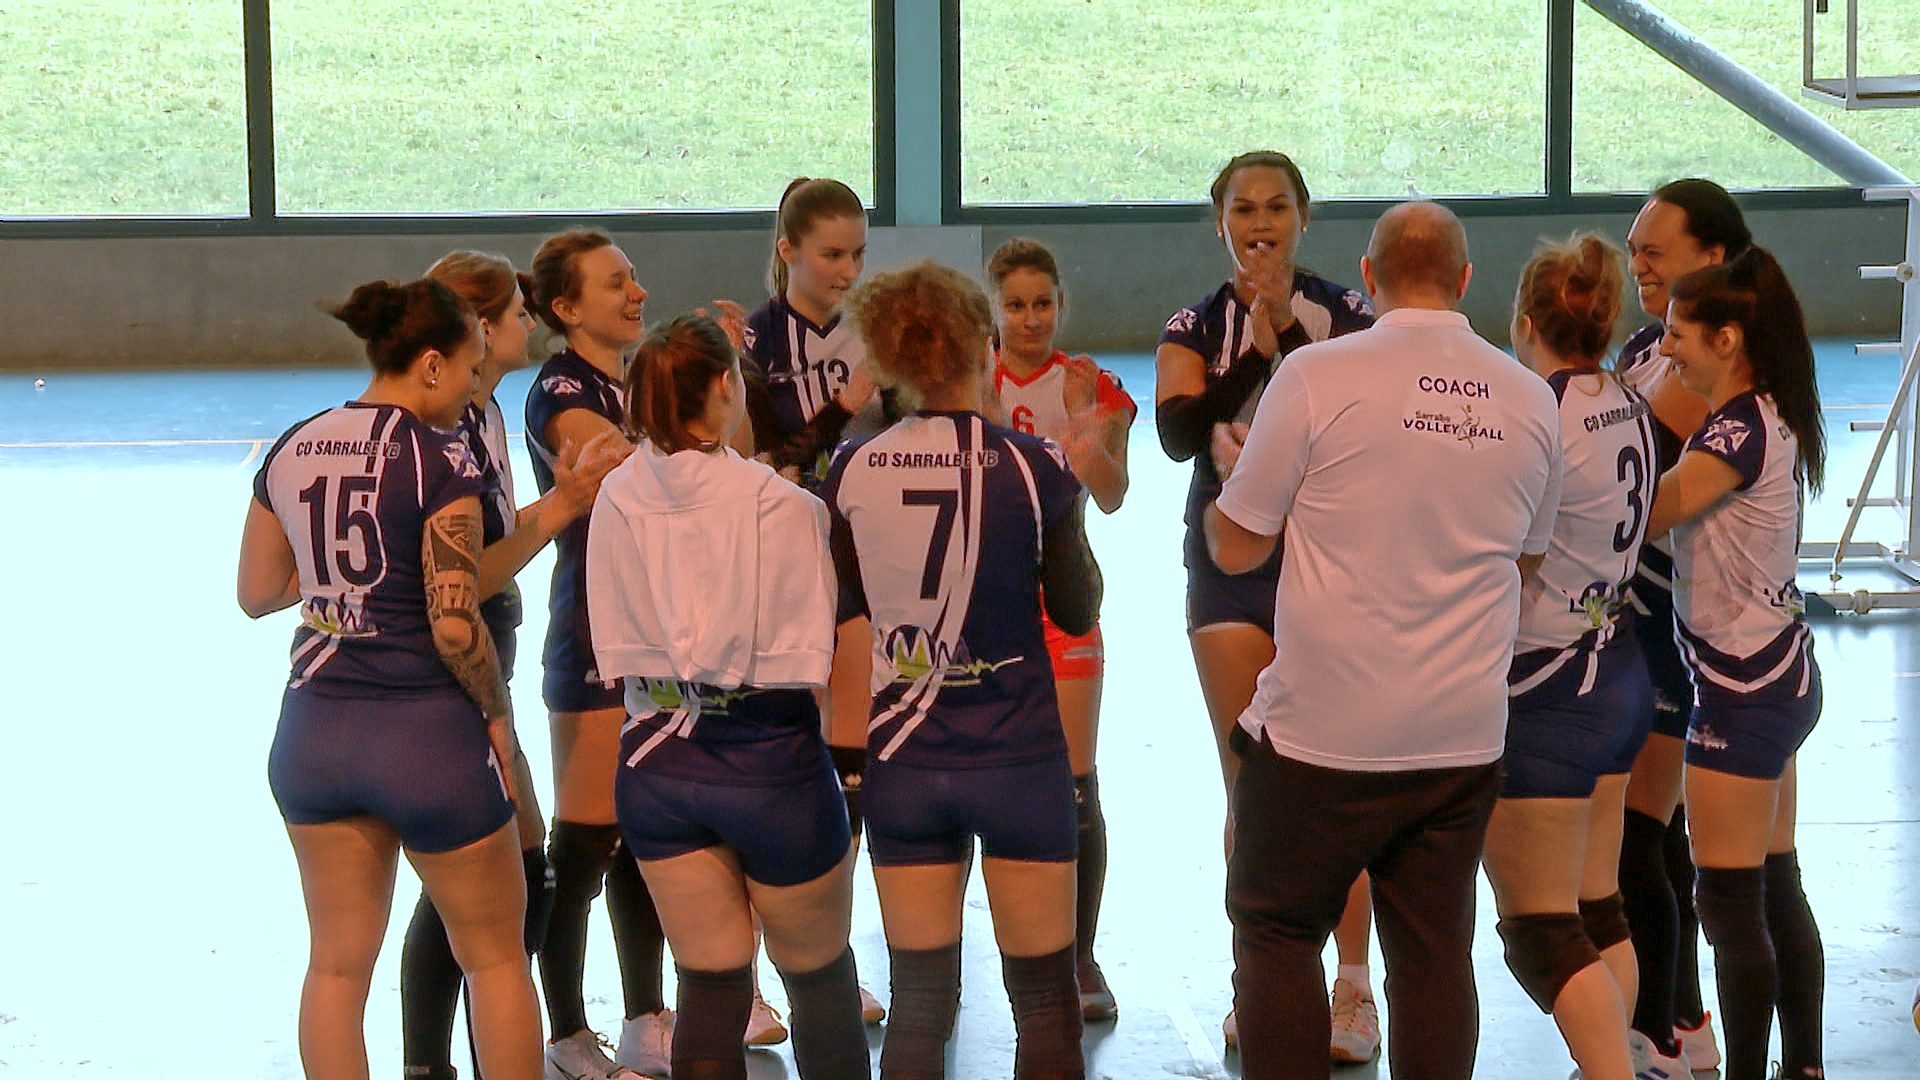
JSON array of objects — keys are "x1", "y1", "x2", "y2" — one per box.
[
  {"x1": 824, "y1": 411, "x2": 1082, "y2": 768},
  {"x1": 1515, "y1": 369, "x2": 1659, "y2": 653},
  {"x1": 253, "y1": 403, "x2": 486, "y2": 693}
]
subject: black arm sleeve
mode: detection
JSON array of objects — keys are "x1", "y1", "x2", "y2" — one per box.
[
  {"x1": 768, "y1": 400, "x2": 855, "y2": 472},
  {"x1": 1039, "y1": 499, "x2": 1102, "y2": 638},
  {"x1": 1154, "y1": 321, "x2": 1314, "y2": 461},
  {"x1": 829, "y1": 508, "x2": 869, "y2": 625},
  {"x1": 743, "y1": 366, "x2": 784, "y2": 457}
]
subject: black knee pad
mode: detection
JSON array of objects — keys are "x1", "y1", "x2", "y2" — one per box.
[
  {"x1": 1497, "y1": 913, "x2": 1602, "y2": 1012},
  {"x1": 1579, "y1": 892, "x2": 1632, "y2": 953},
  {"x1": 523, "y1": 846, "x2": 556, "y2": 955},
  {"x1": 1694, "y1": 866, "x2": 1768, "y2": 949},
  {"x1": 671, "y1": 964, "x2": 754, "y2": 1077},
  {"x1": 1002, "y1": 945, "x2": 1085, "y2": 1079},
  {"x1": 879, "y1": 943, "x2": 962, "y2": 1078},
  {"x1": 547, "y1": 821, "x2": 620, "y2": 902},
  {"x1": 831, "y1": 745, "x2": 867, "y2": 835}
]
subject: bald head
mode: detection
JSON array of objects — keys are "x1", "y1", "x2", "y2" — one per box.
[{"x1": 1364, "y1": 201, "x2": 1471, "y2": 308}]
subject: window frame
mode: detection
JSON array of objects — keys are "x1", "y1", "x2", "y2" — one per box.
[{"x1": 0, "y1": 0, "x2": 897, "y2": 238}]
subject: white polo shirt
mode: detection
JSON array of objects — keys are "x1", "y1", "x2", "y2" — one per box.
[{"x1": 1216, "y1": 307, "x2": 1563, "y2": 771}]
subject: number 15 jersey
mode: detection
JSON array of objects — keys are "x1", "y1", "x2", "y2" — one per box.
[
  {"x1": 254, "y1": 403, "x2": 486, "y2": 693},
  {"x1": 824, "y1": 411, "x2": 1082, "y2": 768}
]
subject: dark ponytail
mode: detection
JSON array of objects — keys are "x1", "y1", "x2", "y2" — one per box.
[
  {"x1": 1670, "y1": 247, "x2": 1825, "y2": 493},
  {"x1": 624, "y1": 315, "x2": 736, "y2": 454},
  {"x1": 1652, "y1": 178, "x2": 1754, "y2": 262},
  {"x1": 328, "y1": 278, "x2": 476, "y2": 375}
]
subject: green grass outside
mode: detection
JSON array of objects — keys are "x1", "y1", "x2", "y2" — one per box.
[{"x1": 3, "y1": 0, "x2": 1917, "y2": 217}]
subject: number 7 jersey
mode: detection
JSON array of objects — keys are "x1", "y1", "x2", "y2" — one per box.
[
  {"x1": 824, "y1": 411, "x2": 1082, "y2": 767},
  {"x1": 253, "y1": 403, "x2": 486, "y2": 692}
]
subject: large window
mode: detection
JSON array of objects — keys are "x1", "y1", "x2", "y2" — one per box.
[
  {"x1": 269, "y1": 0, "x2": 877, "y2": 214},
  {"x1": 1574, "y1": 1, "x2": 1920, "y2": 192},
  {"x1": 1, "y1": 0, "x2": 248, "y2": 216},
  {"x1": 959, "y1": 2, "x2": 1548, "y2": 206}
]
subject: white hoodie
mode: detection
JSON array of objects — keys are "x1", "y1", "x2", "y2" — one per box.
[{"x1": 587, "y1": 441, "x2": 836, "y2": 690}]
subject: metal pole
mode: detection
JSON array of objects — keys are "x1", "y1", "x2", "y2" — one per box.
[{"x1": 1585, "y1": 0, "x2": 1910, "y2": 186}]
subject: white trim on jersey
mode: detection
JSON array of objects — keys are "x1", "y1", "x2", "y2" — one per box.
[
  {"x1": 871, "y1": 415, "x2": 991, "y2": 762},
  {"x1": 620, "y1": 697, "x2": 703, "y2": 767},
  {"x1": 1676, "y1": 622, "x2": 1812, "y2": 696},
  {"x1": 1005, "y1": 441, "x2": 1045, "y2": 557}
]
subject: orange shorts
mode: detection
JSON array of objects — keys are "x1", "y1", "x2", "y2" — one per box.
[{"x1": 1043, "y1": 616, "x2": 1104, "y2": 681}]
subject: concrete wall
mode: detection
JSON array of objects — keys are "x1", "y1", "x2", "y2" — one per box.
[{"x1": 0, "y1": 203, "x2": 1904, "y2": 370}]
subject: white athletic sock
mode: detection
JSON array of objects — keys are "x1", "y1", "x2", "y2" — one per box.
[{"x1": 1336, "y1": 963, "x2": 1373, "y2": 999}]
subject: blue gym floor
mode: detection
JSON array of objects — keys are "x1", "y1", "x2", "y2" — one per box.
[{"x1": 1, "y1": 345, "x2": 1915, "y2": 1078}]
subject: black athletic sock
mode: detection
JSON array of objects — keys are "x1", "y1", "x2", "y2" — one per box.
[
  {"x1": 1696, "y1": 866, "x2": 1775, "y2": 1080},
  {"x1": 539, "y1": 820, "x2": 620, "y2": 1037},
  {"x1": 523, "y1": 846, "x2": 557, "y2": 956},
  {"x1": 779, "y1": 947, "x2": 871, "y2": 1079},
  {"x1": 1765, "y1": 851, "x2": 1826, "y2": 1078},
  {"x1": 1072, "y1": 772, "x2": 1107, "y2": 963},
  {"x1": 606, "y1": 840, "x2": 668, "y2": 1018},
  {"x1": 1619, "y1": 808, "x2": 1682, "y2": 1056},
  {"x1": 671, "y1": 964, "x2": 754, "y2": 1080},
  {"x1": 879, "y1": 943, "x2": 961, "y2": 1079},
  {"x1": 1665, "y1": 806, "x2": 1707, "y2": 1027},
  {"x1": 400, "y1": 888, "x2": 463, "y2": 1075},
  {"x1": 831, "y1": 745, "x2": 867, "y2": 837},
  {"x1": 1002, "y1": 945, "x2": 1085, "y2": 1079}
]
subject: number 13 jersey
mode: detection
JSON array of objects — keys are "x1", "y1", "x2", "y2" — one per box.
[
  {"x1": 824, "y1": 411, "x2": 1082, "y2": 767},
  {"x1": 253, "y1": 402, "x2": 486, "y2": 693}
]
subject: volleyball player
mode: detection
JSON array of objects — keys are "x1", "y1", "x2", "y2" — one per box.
[
  {"x1": 741, "y1": 176, "x2": 888, "y2": 1031},
  {"x1": 1153, "y1": 150, "x2": 1379, "y2": 1058},
  {"x1": 1618, "y1": 178, "x2": 1754, "y2": 1071},
  {"x1": 985, "y1": 237, "x2": 1133, "y2": 1020},
  {"x1": 826, "y1": 261, "x2": 1102, "y2": 1080},
  {"x1": 238, "y1": 278, "x2": 541, "y2": 1080},
  {"x1": 583, "y1": 314, "x2": 870, "y2": 1079},
  {"x1": 524, "y1": 229, "x2": 672, "y2": 1079},
  {"x1": 400, "y1": 252, "x2": 628, "y2": 1080},
  {"x1": 1483, "y1": 235, "x2": 1672, "y2": 1080},
  {"x1": 1645, "y1": 248, "x2": 1828, "y2": 1080}
]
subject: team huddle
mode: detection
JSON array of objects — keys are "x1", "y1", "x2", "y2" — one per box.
[{"x1": 236, "y1": 154, "x2": 1827, "y2": 1080}]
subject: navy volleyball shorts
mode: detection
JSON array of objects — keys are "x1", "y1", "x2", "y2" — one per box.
[
  {"x1": 1685, "y1": 645, "x2": 1822, "y2": 781},
  {"x1": 615, "y1": 744, "x2": 852, "y2": 888},
  {"x1": 269, "y1": 685, "x2": 513, "y2": 854},
  {"x1": 863, "y1": 754, "x2": 1077, "y2": 866},
  {"x1": 1502, "y1": 633, "x2": 1655, "y2": 800}
]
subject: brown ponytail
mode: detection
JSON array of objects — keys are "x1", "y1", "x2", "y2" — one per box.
[{"x1": 624, "y1": 315, "x2": 736, "y2": 454}]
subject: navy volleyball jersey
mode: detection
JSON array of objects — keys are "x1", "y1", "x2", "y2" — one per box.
[
  {"x1": 620, "y1": 681, "x2": 821, "y2": 786},
  {"x1": 253, "y1": 403, "x2": 486, "y2": 692},
  {"x1": 524, "y1": 349, "x2": 625, "y2": 684},
  {"x1": 458, "y1": 397, "x2": 523, "y2": 646},
  {"x1": 1160, "y1": 272, "x2": 1373, "y2": 573},
  {"x1": 824, "y1": 412, "x2": 1081, "y2": 767},
  {"x1": 743, "y1": 295, "x2": 865, "y2": 437}
]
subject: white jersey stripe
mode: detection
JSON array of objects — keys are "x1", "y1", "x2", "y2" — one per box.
[{"x1": 1676, "y1": 623, "x2": 1810, "y2": 695}]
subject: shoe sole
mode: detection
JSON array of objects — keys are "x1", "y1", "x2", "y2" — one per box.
[
  {"x1": 744, "y1": 1031, "x2": 789, "y2": 1047},
  {"x1": 1330, "y1": 1044, "x2": 1381, "y2": 1064},
  {"x1": 1082, "y1": 1000, "x2": 1119, "y2": 1022}
]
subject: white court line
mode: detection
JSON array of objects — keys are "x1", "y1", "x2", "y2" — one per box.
[{"x1": 1161, "y1": 995, "x2": 1231, "y2": 1079}]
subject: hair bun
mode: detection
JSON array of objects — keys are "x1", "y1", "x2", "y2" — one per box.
[{"x1": 331, "y1": 280, "x2": 409, "y2": 342}]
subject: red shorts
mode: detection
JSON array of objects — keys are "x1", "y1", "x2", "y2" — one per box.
[{"x1": 1043, "y1": 616, "x2": 1104, "y2": 681}]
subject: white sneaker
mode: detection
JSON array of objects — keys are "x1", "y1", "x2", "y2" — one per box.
[
  {"x1": 1222, "y1": 1008, "x2": 1238, "y2": 1051},
  {"x1": 1328, "y1": 977, "x2": 1381, "y2": 1063},
  {"x1": 1674, "y1": 1011, "x2": 1720, "y2": 1071},
  {"x1": 859, "y1": 984, "x2": 887, "y2": 1025},
  {"x1": 544, "y1": 1029, "x2": 644, "y2": 1080},
  {"x1": 1628, "y1": 1029, "x2": 1690, "y2": 1080},
  {"x1": 614, "y1": 1009, "x2": 673, "y2": 1079},
  {"x1": 745, "y1": 994, "x2": 789, "y2": 1046}
]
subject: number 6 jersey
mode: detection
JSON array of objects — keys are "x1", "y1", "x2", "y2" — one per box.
[
  {"x1": 824, "y1": 410, "x2": 1094, "y2": 767},
  {"x1": 253, "y1": 402, "x2": 486, "y2": 692}
]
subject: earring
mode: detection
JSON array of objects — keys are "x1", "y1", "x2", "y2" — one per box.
[{"x1": 426, "y1": 378, "x2": 439, "y2": 389}]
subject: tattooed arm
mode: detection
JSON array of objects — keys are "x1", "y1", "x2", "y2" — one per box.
[{"x1": 423, "y1": 498, "x2": 519, "y2": 788}]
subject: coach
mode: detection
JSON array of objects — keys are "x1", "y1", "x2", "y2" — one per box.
[{"x1": 1204, "y1": 201, "x2": 1564, "y2": 1079}]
